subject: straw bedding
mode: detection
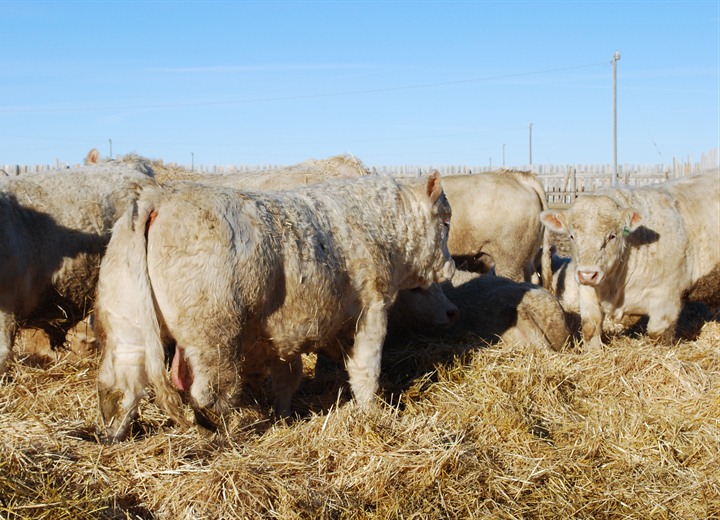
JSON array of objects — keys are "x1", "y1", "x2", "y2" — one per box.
[{"x1": 2, "y1": 304, "x2": 718, "y2": 518}]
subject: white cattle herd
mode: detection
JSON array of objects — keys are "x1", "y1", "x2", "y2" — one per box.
[{"x1": 1, "y1": 149, "x2": 718, "y2": 442}]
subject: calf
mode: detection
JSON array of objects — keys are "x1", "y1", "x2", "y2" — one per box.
[
  {"x1": 96, "y1": 173, "x2": 454, "y2": 442},
  {"x1": 394, "y1": 270, "x2": 571, "y2": 350}
]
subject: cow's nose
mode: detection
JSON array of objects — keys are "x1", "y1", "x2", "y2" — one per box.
[
  {"x1": 577, "y1": 270, "x2": 600, "y2": 286},
  {"x1": 446, "y1": 307, "x2": 459, "y2": 324}
]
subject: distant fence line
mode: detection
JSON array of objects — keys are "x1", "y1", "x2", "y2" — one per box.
[{"x1": 3, "y1": 148, "x2": 717, "y2": 206}]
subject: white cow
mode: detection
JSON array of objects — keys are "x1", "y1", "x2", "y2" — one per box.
[
  {"x1": 96, "y1": 173, "x2": 454, "y2": 442},
  {"x1": 440, "y1": 171, "x2": 552, "y2": 290},
  {"x1": 95, "y1": 150, "x2": 371, "y2": 186},
  {"x1": 541, "y1": 170, "x2": 720, "y2": 349},
  {"x1": 0, "y1": 165, "x2": 155, "y2": 374}
]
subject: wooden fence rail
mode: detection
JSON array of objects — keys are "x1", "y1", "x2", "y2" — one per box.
[{"x1": 3, "y1": 149, "x2": 717, "y2": 206}]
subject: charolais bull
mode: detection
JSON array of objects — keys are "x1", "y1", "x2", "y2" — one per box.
[{"x1": 95, "y1": 172, "x2": 454, "y2": 442}]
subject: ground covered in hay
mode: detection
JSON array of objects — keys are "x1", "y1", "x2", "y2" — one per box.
[{"x1": 1, "y1": 310, "x2": 719, "y2": 518}]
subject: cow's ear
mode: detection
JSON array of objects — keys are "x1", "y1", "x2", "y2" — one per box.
[
  {"x1": 622, "y1": 209, "x2": 642, "y2": 235},
  {"x1": 85, "y1": 147, "x2": 100, "y2": 165},
  {"x1": 426, "y1": 170, "x2": 443, "y2": 204},
  {"x1": 540, "y1": 210, "x2": 568, "y2": 234}
]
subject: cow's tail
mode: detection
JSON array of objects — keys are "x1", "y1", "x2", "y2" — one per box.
[
  {"x1": 525, "y1": 172, "x2": 553, "y2": 292},
  {"x1": 130, "y1": 195, "x2": 189, "y2": 427}
]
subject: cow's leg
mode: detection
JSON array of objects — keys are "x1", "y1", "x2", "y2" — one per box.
[
  {"x1": 0, "y1": 313, "x2": 18, "y2": 376},
  {"x1": 270, "y1": 352, "x2": 303, "y2": 418},
  {"x1": 97, "y1": 340, "x2": 148, "y2": 443},
  {"x1": 346, "y1": 299, "x2": 387, "y2": 407},
  {"x1": 578, "y1": 284, "x2": 604, "y2": 351},
  {"x1": 646, "y1": 296, "x2": 682, "y2": 344},
  {"x1": 181, "y1": 340, "x2": 242, "y2": 431},
  {"x1": 497, "y1": 260, "x2": 526, "y2": 284},
  {"x1": 524, "y1": 258, "x2": 540, "y2": 285}
]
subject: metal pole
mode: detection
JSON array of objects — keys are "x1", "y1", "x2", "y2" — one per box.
[
  {"x1": 191, "y1": 152, "x2": 195, "y2": 171},
  {"x1": 613, "y1": 50, "x2": 620, "y2": 186},
  {"x1": 529, "y1": 123, "x2": 533, "y2": 166},
  {"x1": 108, "y1": 139, "x2": 112, "y2": 160},
  {"x1": 502, "y1": 144, "x2": 506, "y2": 167}
]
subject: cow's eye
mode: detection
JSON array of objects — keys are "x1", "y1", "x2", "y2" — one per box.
[
  {"x1": 608, "y1": 233, "x2": 616, "y2": 241},
  {"x1": 569, "y1": 234, "x2": 574, "y2": 241}
]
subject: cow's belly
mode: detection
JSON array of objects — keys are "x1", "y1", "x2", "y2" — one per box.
[
  {"x1": 264, "y1": 288, "x2": 356, "y2": 354},
  {"x1": 600, "y1": 279, "x2": 688, "y2": 324},
  {"x1": 599, "y1": 283, "x2": 653, "y2": 321}
]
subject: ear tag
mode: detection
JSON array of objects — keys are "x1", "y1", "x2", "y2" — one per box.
[{"x1": 622, "y1": 226, "x2": 631, "y2": 237}]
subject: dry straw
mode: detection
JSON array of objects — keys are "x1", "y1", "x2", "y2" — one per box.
[{"x1": 1, "y1": 307, "x2": 718, "y2": 519}]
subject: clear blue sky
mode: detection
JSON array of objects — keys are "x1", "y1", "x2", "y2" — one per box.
[{"x1": 1, "y1": 0, "x2": 718, "y2": 169}]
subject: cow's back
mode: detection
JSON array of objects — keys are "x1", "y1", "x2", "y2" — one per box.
[
  {"x1": 145, "y1": 181, "x2": 355, "y2": 363},
  {"x1": 155, "y1": 154, "x2": 370, "y2": 188},
  {"x1": 0, "y1": 168, "x2": 154, "y2": 329}
]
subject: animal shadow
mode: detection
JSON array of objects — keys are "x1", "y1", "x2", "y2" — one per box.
[{"x1": 622, "y1": 301, "x2": 719, "y2": 342}]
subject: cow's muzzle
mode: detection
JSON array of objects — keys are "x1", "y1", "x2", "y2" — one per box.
[{"x1": 576, "y1": 269, "x2": 604, "y2": 286}]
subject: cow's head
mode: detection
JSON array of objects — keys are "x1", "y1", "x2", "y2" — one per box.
[
  {"x1": 397, "y1": 171, "x2": 455, "y2": 290},
  {"x1": 392, "y1": 284, "x2": 460, "y2": 331},
  {"x1": 540, "y1": 195, "x2": 642, "y2": 287}
]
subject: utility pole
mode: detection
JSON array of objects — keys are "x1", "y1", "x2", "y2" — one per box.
[
  {"x1": 191, "y1": 152, "x2": 195, "y2": 171},
  {"x1": 108, "y1": 138, "x2": 113, "y2": 160},
  {"x1": 502, "y1": 144, "x2": 506, "y2": 167},
  {"x1": 613, "y1": 50, "x2": 621, "y2": 186},
  {"x1": 529, "y1": 123, "x2": 533, "y2": 167}
]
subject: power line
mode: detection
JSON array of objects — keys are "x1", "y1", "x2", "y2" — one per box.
[
  {"x1": 624, "y1": 81, "x2": 665, "y2": 162},
  {"x1": 0, "y1": 127, "x2": 529, "y2": 148},
  {"x1": 0, "y1": 61, "x2": 609, "y2": 114}
]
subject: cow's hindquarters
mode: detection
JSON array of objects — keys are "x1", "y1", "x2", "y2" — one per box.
[{"x1": 96, "y1": 200, "x2": 186, "y2": 442}]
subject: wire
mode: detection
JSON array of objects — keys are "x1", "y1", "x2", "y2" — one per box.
[
  {"x1": 0, "y1": 61, "x2": 609, "y2": 114},
  {"x1": 624, "y1": 87, "x2": 665, "y2": 161}
]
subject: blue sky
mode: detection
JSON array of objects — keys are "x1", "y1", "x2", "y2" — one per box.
[{"x1": 1, "y1": 1, "x2": 718, "y2": 169}]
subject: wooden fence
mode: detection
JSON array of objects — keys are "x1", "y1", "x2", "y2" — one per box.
[
  {"x1": 3, "y1": 148, "x2": 717, "y2": 206},
  {"x1": 368, "y1": 148, "x2": 719, "y2": 206}
]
